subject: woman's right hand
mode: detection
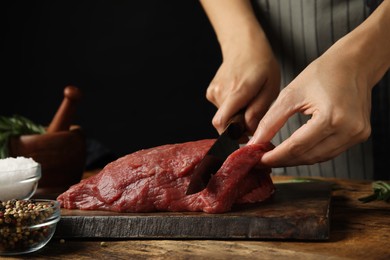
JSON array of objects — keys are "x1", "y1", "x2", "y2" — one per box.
[
  {"x1": 206, "y1": 33, "x2": 280, "y2": 135},
  {"x1": 199, "y1": 0, "x2": 281, "y2": 136}
]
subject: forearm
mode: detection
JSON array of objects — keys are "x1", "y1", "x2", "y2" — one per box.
[
  {"x1": 199, "y1": 0, "x2": 269, "y2": 54},
  {"x1": 330, "y1": 0, "x2": 390, "y2": 88}
]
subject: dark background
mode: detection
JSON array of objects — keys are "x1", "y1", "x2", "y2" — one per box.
[{"x1": 2, "y1": 0, "x2": 222, "y2": 168}]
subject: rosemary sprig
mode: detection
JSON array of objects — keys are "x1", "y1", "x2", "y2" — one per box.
[
  {"x1": 0, "y1": 115, "x2": 45, "y2": 158},
  {"x1": 358, "y1": 181, "x2": 390, "y2": 203}
]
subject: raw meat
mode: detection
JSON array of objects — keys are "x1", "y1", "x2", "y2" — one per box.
[{"x1": 57, "y1": 139, "x2": 275, "y2": 213}]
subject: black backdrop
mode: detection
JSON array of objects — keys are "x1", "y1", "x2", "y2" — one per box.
[{"x1": 2, "y1": 1, "x2": 221, "y2": 168}]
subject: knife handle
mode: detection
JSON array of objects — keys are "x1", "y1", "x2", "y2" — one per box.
[{"x1": 226, "y1": 110, "x2": 246, "y2": 140}]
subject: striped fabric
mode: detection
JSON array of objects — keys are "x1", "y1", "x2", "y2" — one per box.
[{"x1": 251, "y1": 0, "x2": 389, "y2": 180}]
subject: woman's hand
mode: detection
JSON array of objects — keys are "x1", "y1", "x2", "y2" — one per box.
[
  {"x1": 199, "y1": 0, "x2": 280, "y2": 135},
  {"x1": 249, "y1": 0, "x2": 390, "y2": 167},
  {"x1": 207, "y1": 34, "x2": 280, "y2": 135},
  {"x1": 249, "y1": 49, "x2": 373, "y2": 166}
]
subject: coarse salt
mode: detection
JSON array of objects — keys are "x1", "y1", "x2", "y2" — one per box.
[{"x1": 0, "y1": 157, "x2": 41, "y2": 201}]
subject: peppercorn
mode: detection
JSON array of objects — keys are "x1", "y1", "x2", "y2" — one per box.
[{"x1": 0, "y1": 199, "x2": 56, "y2": 252}]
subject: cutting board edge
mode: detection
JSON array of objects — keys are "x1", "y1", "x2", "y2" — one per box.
[{"x1": 55, "y1": 212, "x2": 330, "y2": 241}]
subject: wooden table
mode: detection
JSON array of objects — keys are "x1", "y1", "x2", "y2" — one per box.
[{"x1": 12, "y1": 175, "x2": 390, "y2": 259}]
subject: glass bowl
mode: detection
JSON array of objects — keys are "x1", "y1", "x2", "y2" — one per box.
[
  {"x1": 0, "y1": 162, "x2": 41, "y2": 201},
  {"x1": 0, "y1": 199, "x2": 61, "y2": 255}
]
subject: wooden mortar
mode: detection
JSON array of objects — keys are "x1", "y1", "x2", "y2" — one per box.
[{"x1": 8, "y1": 86, "x2": 86, "y2": 193}]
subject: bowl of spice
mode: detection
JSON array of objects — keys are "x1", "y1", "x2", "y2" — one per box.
[
  {"x1": 0, "y1": 199, "x2": 61, "y2": 255},
  {"x1": 0, "y1": 157, "x2": 41, "y2": 201}
]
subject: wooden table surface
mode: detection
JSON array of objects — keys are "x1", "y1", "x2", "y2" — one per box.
[{"x1": 10, "y1": 173, "x2": 390, "y2": 260}]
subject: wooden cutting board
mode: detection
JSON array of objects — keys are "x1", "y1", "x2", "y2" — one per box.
[{"x1": 54, "y1": 181, "x2": 332, "y2": 240}]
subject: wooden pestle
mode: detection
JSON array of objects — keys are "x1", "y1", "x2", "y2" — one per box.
[{"x1": 47, "y1": 85, "x2": 82, "y2": 133}]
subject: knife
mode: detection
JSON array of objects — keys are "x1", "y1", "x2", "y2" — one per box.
[{"x1": 186, "y1": 111, "x2": 247, "y2": 195}]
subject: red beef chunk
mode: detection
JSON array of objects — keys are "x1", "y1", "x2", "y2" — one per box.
[{"x1": 57, "y1": 139, "x2": 275, "y2": 213}]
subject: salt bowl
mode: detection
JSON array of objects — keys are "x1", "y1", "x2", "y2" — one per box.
[{"x1": 0, "y1": 157, "x2": 41, "y2": 201}]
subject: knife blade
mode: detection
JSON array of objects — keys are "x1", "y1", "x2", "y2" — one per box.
[{"x1": 186, "y1": 111, "x2": 246, "y2": 195}]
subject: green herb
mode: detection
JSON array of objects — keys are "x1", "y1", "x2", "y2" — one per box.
[
  {"x1": 273, "y1": 177, "x2": 317, "y2": 184},
  {"x1": 0, "y1": 115, "x2": 45, "y2": 158},
  {"x1": 358, "y1": 181, "x2": 390, "y2": 203}
]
